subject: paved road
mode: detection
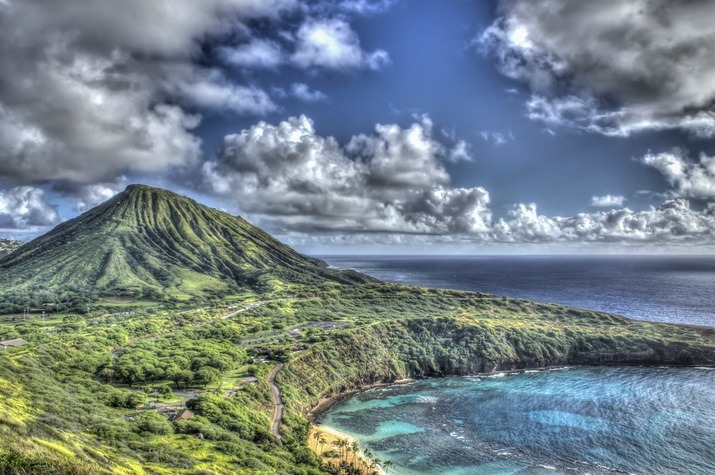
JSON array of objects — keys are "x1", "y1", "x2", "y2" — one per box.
[{"x1": 267, "y1": 362, "x2": 285, "y2": 439}]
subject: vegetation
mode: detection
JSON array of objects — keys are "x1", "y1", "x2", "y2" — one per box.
[
  {"x1": 0, "y1": 185, "x2": 711, "y2": 474},
  {"x1": 0, "y1": 239, "x2": 23, "y2": 258},
  {"x1": 0, "y1": 184, "x2": 372, "y2": 307}
]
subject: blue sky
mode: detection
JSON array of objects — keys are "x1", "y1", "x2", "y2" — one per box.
[{"x1": 1, "y1": 0, "x2": 714, "y2": 253}]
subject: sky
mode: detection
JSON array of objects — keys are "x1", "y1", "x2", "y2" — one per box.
[{"x1": 1, "y1": 0, "x2": 715, "y2": 254}]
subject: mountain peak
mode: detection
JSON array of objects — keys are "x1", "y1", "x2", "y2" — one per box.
[{"x1": 0, "y1": 185, "x2": 371, "y2": 299}]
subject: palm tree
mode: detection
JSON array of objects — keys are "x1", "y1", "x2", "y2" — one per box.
[
  {"x1": 312, "y1": 431, "x2": 321, "y2": 450},
  {"x1": 318, "y1": 435, "x2": 327, "y2": 455},
  {"x1": 335, "y1": 438, "x2": 349, "y2": 461},
  {"x1": 383, "y1": 460, "x2": 394, "y2": 474},
  {"x1": 351, "y1": 440, "x2": 360, "y2": 464}
]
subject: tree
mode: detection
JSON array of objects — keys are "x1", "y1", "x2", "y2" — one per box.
[
  {"x1": 169, "y1": 368, "x2": 193, "y2": 388},
  {"x1": 193, "y1": 367, "x2": 221, "y2": 387},
  {"x1": 351, "y1": 441, "x2": 360, "y2": 464},
  {"x1": 158, "y1": 384, "x2": 173, "y2": 399}
]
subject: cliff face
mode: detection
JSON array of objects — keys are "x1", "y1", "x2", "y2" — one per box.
[{"x1": 278, "y1": 318, "x2": 715, "y2": 418}]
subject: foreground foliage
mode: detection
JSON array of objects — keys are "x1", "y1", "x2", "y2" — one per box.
[{"x1": 0, "y1": 283, "x2": 712, "y2": 474}]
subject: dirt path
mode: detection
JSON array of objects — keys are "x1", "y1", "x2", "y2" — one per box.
[{"x1": 267, "y1": 362, "x2": 285, "y2": 439}]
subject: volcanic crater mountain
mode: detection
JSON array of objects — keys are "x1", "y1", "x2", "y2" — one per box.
[{"x1": 0, "y1": 184, "x2": 371, "y2": 299}]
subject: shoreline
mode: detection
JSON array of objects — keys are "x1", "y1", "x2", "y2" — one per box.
[
  {"x1": 308, "y1": 378, "x2": 415, "y2": 423},
  {"x1": 308, "y1": 361, "x2": 715, "y2": 423},
  {"x1": 308, "y1": 363, "x2": 715, "y2": 475},
  {"x1": 309, "y1": 425, "x2": 387, "y2": 475}
]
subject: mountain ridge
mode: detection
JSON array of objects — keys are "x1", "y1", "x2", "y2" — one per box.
[{"x1": 0, "y1": 184, "x2": 372, "y2": 300}]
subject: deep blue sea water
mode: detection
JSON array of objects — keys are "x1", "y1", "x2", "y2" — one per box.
[
  {"x1": 321, "y1": 255, "x2": 715, "y2": 327},
  {"x1": 321, "y1": 367, "x2": 715, "y2": 475}
]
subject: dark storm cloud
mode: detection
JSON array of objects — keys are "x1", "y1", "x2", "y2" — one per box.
[
  {"x1": 0, "y1": 0, "x2": 296, "y2": 184},
  {"x1": 480, "y1": 0, "x2": 715, "y2": 137},
  {"x1": 0, "y1": 0, "x2": 394, "y2": 189}
]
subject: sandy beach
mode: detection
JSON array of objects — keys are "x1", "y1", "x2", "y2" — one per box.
[{"x1": 309, "y1": 425, "x2": 387, "y2": 475}]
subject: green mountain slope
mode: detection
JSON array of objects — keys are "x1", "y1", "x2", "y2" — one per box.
[{"x1": 0, "y1": 184, "x2": 370, "y2": 299}]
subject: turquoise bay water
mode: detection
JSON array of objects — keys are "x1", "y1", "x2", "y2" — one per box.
[{"x1": 321, "y1": 367, "x2": 715, "y2": 474}]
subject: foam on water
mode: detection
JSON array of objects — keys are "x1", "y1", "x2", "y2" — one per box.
[{"x1": 320, "y1": 367, "x2": 715, "y2": 475}]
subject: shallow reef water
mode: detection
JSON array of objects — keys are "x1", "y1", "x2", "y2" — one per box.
[{"x1": 321, "y1": 366, "x2": 715, "y2": 475}]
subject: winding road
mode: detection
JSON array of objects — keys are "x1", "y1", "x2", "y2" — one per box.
[{"x1": 267, "y1": 362, "x2": 285, "y2": 439}]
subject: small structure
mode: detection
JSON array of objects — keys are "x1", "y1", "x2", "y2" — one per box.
[
  {"x1": 0, "y1": 339, "x2": 27, "y2": 350},
  {"x1": 168, "y1": 409, "x2": 195, "y2": 423}
]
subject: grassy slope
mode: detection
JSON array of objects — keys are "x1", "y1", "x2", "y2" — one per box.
[
  {"x1": 0, "y1": 186, "x2": 712, "y2": 473},
  {"x1": 0, "y1": 284, "x2": 712, "y2": 474},
  {"x1": 0, "y1": 185, "x2": 371, "y2": 301}
]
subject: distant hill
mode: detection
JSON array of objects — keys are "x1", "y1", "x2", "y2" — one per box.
[
  {"x1": 0, "y1": 184, "x2": 371, "y2": 300},
  {"x1": 0, "y1": 238, "x2": 24, "y2": 258}
]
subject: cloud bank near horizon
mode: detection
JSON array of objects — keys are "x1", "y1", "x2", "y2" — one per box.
[
  {"x1": 199, "y1": 115, "x2": 715, "y2": 246},
  {"x1": 0, "y1": 0, "x2": 713, "y2": 251}
]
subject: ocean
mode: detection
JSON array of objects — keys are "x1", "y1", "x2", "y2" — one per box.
[
  {"x1": 321, "y1": 367, "x2": 715, "y2": 475},
  {"x1": 318, "y1": 255, "x2": 715, "y2": 474},
  {"x1": 321, "y1": 255, "x2": 715, "y2": 327}
]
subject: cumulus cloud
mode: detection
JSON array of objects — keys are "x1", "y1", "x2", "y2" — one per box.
[
  {"x1": 0, "y1": 187, "x2": 61, "y2": 231},
  {"x1": 0, "y1": 0, "x2": 294, "y2": 184},
  {"x1": 201, "y1": 115, "x2": 715, "y2": 244},
  {"x1": 202, "y1": 115, "x2": 490, "y2": 234},
  {"x1": 480, "y1": 0, "x2": 715, "y2": 137},
  {"x1": 291, "y1": 18, "x2": 390, "y2": 70},
  {"x1": 590, "y1": 195, "x2": 626, "y2": 208},
  {"x1": 643, "y1": 149, "x2": 715, "y2": 199},
  {"x1": 493, "y1": 200, "x2": 715, "y2": 243}
]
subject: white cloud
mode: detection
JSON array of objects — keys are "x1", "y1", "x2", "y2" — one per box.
[
  {"x1": 643, "y1": 149, "x2": 715, "y2": 199},
  {"x1": 590, "y1": 195, "x2": 626, "y2": 208},
  {"x1": 0, "y1": 0, "x2": 294, "y2": 184},
  {"x1": 317, "y1": 0, "x2": 396, "y2": 15},
  {"x1": 201, "y1": 115, "x2": 715, "y2": 244},
  {"x1": 162, "y1": 65, "x2": 276, "y2": 115},
  {"x1": 289, "y1": 83, "x2": 327, "y2": 102},
  {"x1": 447, "y1": 140, "x2": 473, "y2": 163},
  {"x1": 291, "y1": 18, "x2": 390, "y2": 70},
  {"x1": 203, "y1": 115, "x2": 490, "y2": 234},
  {"x1": 493, "y1": 200, "x2": 715, "y2": 243},
  {"x1": 480, "y1": 0, "x2": 715, "y2": 137},
  {"x1": 0, "y1": 186, "x2": 61, "y2": 230},
  {"x1": 220, "y1": 39, "x2": 284, "y2": 68},
  {"x1": 479, "y1": 130, "x2": 512, "y2": 146}
]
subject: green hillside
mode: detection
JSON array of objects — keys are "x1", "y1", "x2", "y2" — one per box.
[
  {"x1": 0, "y1": 284, "x2": 713, "y2": 475},
  {"x1": 0, "y1": 185, "x2": 370, "y2": 302},
  {"x1": 0, "y1": 184, "x2": 712, "y2": 475}
]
